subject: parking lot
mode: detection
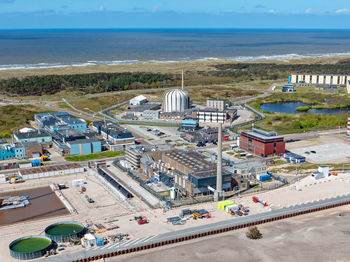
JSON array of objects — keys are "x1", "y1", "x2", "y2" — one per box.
[
  {"x1": 287, "y1": 134, "x2": 350, "y2": 164},
  {"x1": 290, "y1": 142, "x2": 350, "y2": 164}
]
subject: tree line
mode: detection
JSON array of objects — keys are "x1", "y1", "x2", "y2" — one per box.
[
  {"x1": 0, "y1": 72, "x2": 174, "y2": 96},
  {"x1": 211, "y1": 62, "x2": 350, "y2": 81}
]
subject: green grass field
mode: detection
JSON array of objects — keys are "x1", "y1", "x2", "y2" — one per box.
[
  {"x1": 242, "y1": 91, "x2": 350, "y2": 134},
  {"x1": 65, "y1": 151, "x2": 125, "y2": 162},
  {"x1": 0, "y1": 105, "x2": 54, "y2": 138}
]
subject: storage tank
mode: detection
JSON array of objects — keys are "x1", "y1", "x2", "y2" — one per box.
[
  {"x1": 162, "y1": 89, "x2": 190, "y2": 112},
  {"x1": 45, "y1": 221, "x2": 86, "y2": 243},
  {"x1": 9, "y1": 235, "x2": 53, "y2": 260},
  {"x1": 170, "y1": 187, "x2": 176, "y2": 199}
]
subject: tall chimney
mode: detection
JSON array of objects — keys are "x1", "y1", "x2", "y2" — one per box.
[
  {"x1": 214, "y1": 123, "x2": 223, "y2": 201},
  {"x1": 181, "y1": 69, "x2": 184, "y2": 91}
]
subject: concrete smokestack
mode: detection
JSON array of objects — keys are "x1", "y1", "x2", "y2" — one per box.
[{"x1": 214, "y1": 123, "x2": 223, "y2": 201}]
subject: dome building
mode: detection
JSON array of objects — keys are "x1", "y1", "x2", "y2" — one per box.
[{"x1": 162, "y1": 70, "x2": 191, "y2": 112}]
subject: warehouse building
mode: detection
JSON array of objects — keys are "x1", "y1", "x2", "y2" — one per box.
[
  {"x1": 13, "y1": 129, "x2": 52, "y2": 145},
  {"x1": 161, "y1": 150, "x2": 245, "y2": 196},
  {"x1": 239, "y1": 128, "x2": 285, "y2": 157},
  {"x1": 18, "y1": 163, "x2": 84, "y2": 180},
  {"x1": 92, "y1": 121, "x2": 134, "y2": 149},
  {"x1": 66, "y1": 139, "x2": 101, "y2": 156},
  {"x1": 127, "y1": 104, "x2": 161, "y2": 118},
  {"x1": 130, "y1": 95, "x2": 148, "y2": 106},
  {"x1": 126, "y1": 144, "x2": 173, "y2": 168},
  {"x1": 142, "y1": 110, "x2": 160, "y2": 120},
  {"x1": 181, "y1": 127, "x2": 227, "y2": 143},
  {"x1": 22, "y1": 142, "x2": 43, "y2": 159},
  {"x1": 35, "y1": 112, "x2": 87, "y2": 132},
  {"x1": 289, "y1": 74, "x2": 350, "y2": 87}
]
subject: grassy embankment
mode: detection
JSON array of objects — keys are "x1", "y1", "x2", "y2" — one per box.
[
  {"x1": 0, "y1": 105, "x2": 54, "y2": 138},
  {"x1": 269, "y1": 161, "x2": 350, "y2": 173},
  {"x1": 64, "y1": 151, "x2": 125, "y2": 162},
  {"x1": 242, "y1": 92, "x2": 350, "y2": 134}
]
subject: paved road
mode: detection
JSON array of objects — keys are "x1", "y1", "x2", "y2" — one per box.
[
  {"x1": 284, "y1": 129, "x2": 346, "y2": 141},
  {"x1": 42, "y1": 193, "x2": 350, "y2": 262}
]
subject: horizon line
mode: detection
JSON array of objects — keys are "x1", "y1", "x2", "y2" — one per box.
[{"x1": 1, "y1": 27, "x2": 350, "y2": 30}]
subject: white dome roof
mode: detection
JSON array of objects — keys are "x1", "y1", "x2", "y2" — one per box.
[
  {"x1": 162, "y1": 89, "x2": 190, "y2": 112},
  {"x1": 19, "y1": 127, "x2": 35, "y2": 133}
]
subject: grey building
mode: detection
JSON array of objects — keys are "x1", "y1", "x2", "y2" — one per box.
[{"x1": 206, "y1": 99, "x2": 227, "y2": 111}]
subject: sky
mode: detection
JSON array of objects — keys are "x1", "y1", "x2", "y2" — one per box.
[{"x1": 1, "y1": 0, "x2": 350, "y2": 29}]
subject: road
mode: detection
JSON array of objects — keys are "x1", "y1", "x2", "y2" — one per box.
[
  {"x1": 284, "y1": 129, "x2": 346, "y2": 141},
  {"x1": 42, "y1": 193, "x2": 350, "y2": 262}
]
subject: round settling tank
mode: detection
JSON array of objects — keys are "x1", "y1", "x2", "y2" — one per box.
[
  {"x1": 45, "y1": 221, "x2": 86, "y2": 243},
  {"x1": 9, "y1": 235, "x2": 53, "y2": 260}
]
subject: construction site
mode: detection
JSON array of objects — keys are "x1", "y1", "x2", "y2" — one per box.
[{"x1": 0, "y1": 151, "x2": 349, "y2": 262}]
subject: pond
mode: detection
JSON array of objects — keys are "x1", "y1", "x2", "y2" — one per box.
[{"x1": 260, "y1": 102, "x2": 350, "y2": 114}]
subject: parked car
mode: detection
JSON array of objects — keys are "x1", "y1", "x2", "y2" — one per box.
[{"x1": 196, "y1": 142, "x2": 206, "y2": 147}]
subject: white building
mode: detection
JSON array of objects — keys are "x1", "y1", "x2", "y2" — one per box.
[
  {"x1": 207, "y1": 99, "x2": 227, "y2": 111},
  {"x1": 130, "y1": 95, "x2": 147, "y2": 106},
  {"x1": 290, "y1": 74, "x2": 350, "y2": 87},
  {"x1": 81, "y1": 234, "x2": 96, "y2": 248}
]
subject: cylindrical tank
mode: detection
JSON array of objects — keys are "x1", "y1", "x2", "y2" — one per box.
[
  {"x1": 162, "y1": 89, "x2": 190, "y2": 112},
  {"x1": 45, "y1": 221, "x2": 86, "y2": 243},
  {"x1": 9, "y1": 235, "x2": 53, "y2": 260},
  {"x1": 170, "y1": 187, "x2": 176, "y2": 199}
]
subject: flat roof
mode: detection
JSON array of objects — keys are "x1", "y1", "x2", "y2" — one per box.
[
  {"x1": 19, "y1": 163, "x2": 83, "y2": 175},
  {"x1": 67, "y1": 139, "x2": 100, "y2": 145},
  {"x1": 128, "y1": 144, "x2": 173, "y2": 154},
  {"x1": 164, "y1": 151, "x2": 216, "y2": 172},
  {"x1": 241, "y1": 128, "x2": 283, "y2": 141},
  {"x1": 129, "y1": 104, "x2": 161, "y2": 112},
  {"x1": 14, "y1": 130, "x2": 51, "y2": 139}
]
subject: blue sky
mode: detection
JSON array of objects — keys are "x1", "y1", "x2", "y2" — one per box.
[{"x1": 1, "y1": 0, "x2": 350, "y2": 28}]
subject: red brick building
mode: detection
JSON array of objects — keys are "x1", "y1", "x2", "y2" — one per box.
[{"x1": 239, "y1": 128, "x2": 285, "y2": 157}]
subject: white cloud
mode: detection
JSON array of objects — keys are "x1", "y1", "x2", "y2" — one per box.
[
  {"x1": 305, "y1": 8, "x2": 312, "y2": 14},
  {"x1": 268, "y1": 9, "x2": 277, "y2": 14},
  {"x1": 335, "y1": 8, "x2": 350, "y2": 14},
  {"x1": 99, "y1": 6, "x2": 105, "y2": 12}
]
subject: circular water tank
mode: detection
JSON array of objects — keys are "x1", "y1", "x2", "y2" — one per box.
[
  {"x1": 162, "y1": 89, "x2": 190, "y2": 112},
  {"x1": 9, "y1": 235, "x2": 53, "y2": 260},
  {"x1": 45, "y1": 221, "x2": 86, "y2": 243}
]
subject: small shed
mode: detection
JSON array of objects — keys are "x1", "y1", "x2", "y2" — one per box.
[{"x1": 81, "y1": 234, "x2": 96, "y2": 248}]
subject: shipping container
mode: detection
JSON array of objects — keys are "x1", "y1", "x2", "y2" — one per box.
[{"x1": 256, "y1": 174, "x2": 271, "y2": 182}]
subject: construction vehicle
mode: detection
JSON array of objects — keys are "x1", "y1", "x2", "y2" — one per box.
[
  {"x1": 134, "y1": 216, "x2": 148, "y2": 225},
  {"x1": 9, "y1": 176, "x2": 24, "y2": 184},
  {"x1": 332, "y1": 171, "x2": 338, "y2": 176},
  {"x1": 41, "y1": 155, "x2": 50, "y2": 162}
]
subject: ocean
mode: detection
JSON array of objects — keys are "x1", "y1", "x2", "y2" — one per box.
[{"x1": 1, "y1": 29, "x2": 350, "y2": 71}]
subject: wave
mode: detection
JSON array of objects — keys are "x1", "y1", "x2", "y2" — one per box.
[{"x1": 1, "y1": 51, "x2": 350, "y2": 71}]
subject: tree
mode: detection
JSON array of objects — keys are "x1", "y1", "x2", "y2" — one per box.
[{"x1": 246, "y1": 226, "x2": 262, "y2": 239}]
